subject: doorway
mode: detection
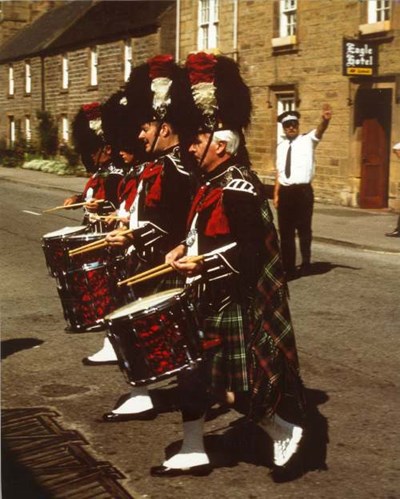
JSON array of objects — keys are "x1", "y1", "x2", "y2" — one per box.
[{"x1": 355, "y1": 88, "x2": 392, "y2": 208}]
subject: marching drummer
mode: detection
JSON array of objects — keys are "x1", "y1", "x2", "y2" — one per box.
[
  {"x1": 83, "y1": 55, "x2": 196, "y2": 422},
  {"x1": 149, "y1": 53, "x2": 306, "y2": 479},
  {"x1": 63, "y1": 98, "x2": 128, "y2": 229}
]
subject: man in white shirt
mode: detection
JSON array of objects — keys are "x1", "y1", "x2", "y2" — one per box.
[{"x1": 274, "y1": 105, "x2": 332, "y2": 278}]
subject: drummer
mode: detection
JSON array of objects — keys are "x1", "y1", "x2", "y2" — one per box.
[
  {"x1": 84, "y1": 55, "x2": 196, "y2": 422},
  {"x1": 63, "y1": 100, "x2": 127, "y2": 229},
  {"x1": 149, "y1": 53, "x2": 306, "y2": 478}
]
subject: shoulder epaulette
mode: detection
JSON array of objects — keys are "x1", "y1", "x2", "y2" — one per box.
[{"x1": 224, "y1": 178, "x2": 257, "y2": 196}]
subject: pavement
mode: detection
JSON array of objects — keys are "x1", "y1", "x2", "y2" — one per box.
[{"x1": 1, "y1": 165, "x2": 400, "y2": 254}]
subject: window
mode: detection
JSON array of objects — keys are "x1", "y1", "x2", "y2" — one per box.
[
  {"x1": 62, "y1": 54, "x2": 69, "y2": 89},
  {"x1": 25, "y1": 61, "x2": 31, "y2": 94},
  {"x1": 90, "y1": 46, "x2": 98, "y2": 86},
  {"x1": 25, "y1": 116, "x2": 31, "y2": 143},
  {"x1": 124, "y1": 39, "x2": 132, "y2": 82},
  {"x1": 61, "y1": 115, "x2": 69, "y2": 143},
  {"x1": 9, "y1": 116, "x2": 15, "y2": 147},
  {"x1": 198, "y1": 0, "x2": 219, "y2": 50},
  {"x1": 368, "y1": 0, "x2": 391, "y2": 23},
  {"x1": 280, "y1": 0, "x2": 297, "y2": 37},
  {"x1": 8, "y1": 64, "x2": 14, "y2": 96},
  {"x1": 276, "y1": 94, "x2": 295, "y2": 142}
]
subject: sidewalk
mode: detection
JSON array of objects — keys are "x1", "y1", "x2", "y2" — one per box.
[{"x1": 1, "y1": 165, "x2": 399, "y2": 254}]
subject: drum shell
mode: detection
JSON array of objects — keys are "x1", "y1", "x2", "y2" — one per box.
[
  {"x1": 65, "y1": 233, "x2": 124, "y2": 271},
  {"x1": 42, "y1": 226, "x2": 87, "y2": 277},
  {"x1": 57, "y1": 259, "x2": 134, "y2": 332},
  {"x1": 106, "y1": 290, "x2": 203, "y2": 386}
]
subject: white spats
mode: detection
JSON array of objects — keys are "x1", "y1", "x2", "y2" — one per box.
[
  {"x1": 260, "y1": 414, "x2": 303, "y2": 466},
  {"x1": 163, "y1": 418, "x2": 210, "y2": 469},
  {"x1": 112, "y1": 386, "x2": 153, "y2": 414},
  {"x1": 87, "y1": 336, "x2": 117, "y2": 363}
]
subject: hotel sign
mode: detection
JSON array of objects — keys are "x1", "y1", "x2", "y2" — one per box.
[{"x1": 343, "y1": 39, "x2": 377, "y2": 76}]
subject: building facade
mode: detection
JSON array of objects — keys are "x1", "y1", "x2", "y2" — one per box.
[
  {"x1": 0, "y1": 1, "x2": 175, "y2": 153},
  {"x1": 1, "y1": 0, "x2": 399, "y2": 210},
  {"x1": 178, "y1": 0, "x2": 400, "y2": 210}
]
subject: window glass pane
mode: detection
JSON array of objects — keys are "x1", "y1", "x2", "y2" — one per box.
[
  {"x1": 90, "y1": 47, "x2": 98, "y2": 86},
  {"x1": 62, "y1": 55, "x2": 69, "y2": 89},
  {"x1": 25, "y1": 62, "x2": 31, "y2": 94},
  {"x1": 9, "y1": 65, "x2": 14, "y2": 95},
  {"x1": 25, "y1": 116, "x2": 31, "y2": 142},
  {"x1": 124, "y1": 39, "x2": 132, "y2": 82}
]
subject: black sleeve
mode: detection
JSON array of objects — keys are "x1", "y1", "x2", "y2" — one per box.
[
  {"x1": 223, "y1": 184, "x2": 266, "y2": 288},
  {"x1": 104, "y1": 174, "x2": 123, "y2": 210}
]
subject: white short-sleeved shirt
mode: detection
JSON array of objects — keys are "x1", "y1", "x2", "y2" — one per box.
[{"x1": 276, "y1": 129, "x2": 320, "y2": 186}]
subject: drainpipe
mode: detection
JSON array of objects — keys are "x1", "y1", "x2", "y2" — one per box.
[
  {"x1": 233, "y1": 0, "x2": 238, "y2": 61},
  {"x1": 41, "y1": 55, "x2": 45, "y2": 111},
  {"x1": 175, "y1": 0, "x2": 180, "y2": 62}
]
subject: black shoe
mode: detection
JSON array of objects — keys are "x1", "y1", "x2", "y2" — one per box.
[
  {"x1": 82, "y1": 357, "x2": 118, "y2": 366},
  {"x1": 284, "y1": 268, "x2": 297, "y2": 281},
  {"x1": 150, "y1": 463, "x2": 212, "y2": 477},
  {"x1": 385, "y1": 229, "x2": 400, "y2": 237},
  {"x1": 102, "y1": 408, "x2": 157, "y2": 422}
]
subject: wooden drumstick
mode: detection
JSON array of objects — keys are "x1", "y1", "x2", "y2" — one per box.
[
  {"x1": 43, "y1": 199, "x2": 105, "y2": 213},
  {"x1": 68, "y1": 228, "x2": 132, "y2": 257},
  {"x1": 119, "y1": 255, "x2": 204, "y2": 287}
]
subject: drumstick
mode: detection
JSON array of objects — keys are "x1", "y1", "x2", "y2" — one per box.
[
  {"x1": 43, "y1": 199, "x2": 105, "y2": 213},
  {"x1": 119, "y1": 255, "x2": 204, "y2": 287},
  {"x1": 68, "y1": 228, "x2": 132, "y2": 257}
]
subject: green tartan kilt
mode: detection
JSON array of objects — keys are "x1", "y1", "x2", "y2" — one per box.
[{"x1": 202, "y1": 301, "x2": 251, "y2": 393}]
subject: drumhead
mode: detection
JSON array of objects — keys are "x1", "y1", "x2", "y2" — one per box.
[
  {"x1": 43, "y1": 226, "x2": 86, "y2": 238},
  {"x1": 106, "y1": 288, "x2": 184, "y2": 320},
  {"x1": 67, "y1": 232, "x2": 108, "y2": 242}
]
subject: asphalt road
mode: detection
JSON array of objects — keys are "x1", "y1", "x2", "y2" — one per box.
[{"x1": 1, "y1": 181, "x2": 399, "y2": 499}]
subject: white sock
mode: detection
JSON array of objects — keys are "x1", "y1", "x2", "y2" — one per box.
[
  {"x1": 112, "y1": 386, "x2": 154, "y2": 414},
  {"x1": 87, "y1": 336, "x2": 117, "y2": 363},
  {"x1": 163, "y1": 418, "x2": 209, "y2": 469},
  {"x1": 259, "y1": 413, "x2": 303, "y2": 466}
]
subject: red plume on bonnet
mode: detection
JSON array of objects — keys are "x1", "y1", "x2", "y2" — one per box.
[
  {"x1": 148, "y1": 54, "x2": 175, "y2": 79},
  {"x1": 185, "y1": 52, "x2": 252, "y2": 132}
]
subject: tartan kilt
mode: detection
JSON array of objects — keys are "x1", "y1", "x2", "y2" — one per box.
[{"x1": 202, "y1": 301, "x2": 250, "y2": 393}]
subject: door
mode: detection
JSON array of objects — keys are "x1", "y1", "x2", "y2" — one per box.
[{"x1": 356, "y1": 88, "x2": 392, "y2": 209}]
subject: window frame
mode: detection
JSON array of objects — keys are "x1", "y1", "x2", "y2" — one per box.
[
  {"x1": 279, "y1": 0, "x2": 297, "y2": 37},
  {"x1": 61, "y1": 115, "x2": 69, "y2": 143},
  {"x1": 25, "y1": 115, "x2": 31, "y2": 143},
  {"x1": 124, "y1": 38, "x2": 132, "y2": 82},
  {"x1": 276, "y1": 93, "x2": 296, "y2": 142},
  {"x1": 25, "y1": 60, "x2": 31, "y2": 95},
  {"x1": 197, "y1": 0, "x2": 219, "y2": 50},
  {"x1": 368, "y1": 0, "x2": 391, "y2": 23},
  {"x1": 8, "y1": 64, "x2": 14, "y2": 96},
  {"x1": 61, "y1": 54, "x2": 69, "y2": 90},
  {"x1": 89, "y1": 46, "x2": 98, "y2": 87},
  {"x1": 9, "y1": 116, "x2": 16, "y2": 147}
]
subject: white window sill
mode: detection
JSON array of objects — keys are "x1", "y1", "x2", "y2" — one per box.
[
  {"x1": 272, "y1": 35, "x2": 297, "y2": 48},
  {"x1": 359, "y1": 20, "x2": 390, "y2": 35}
]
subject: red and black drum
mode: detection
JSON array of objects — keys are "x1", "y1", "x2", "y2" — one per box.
[
  {"x1": 105, "y1": 288, "x2": 203, "y2": 386},
  {"x1": 42, "y1": 226, "x2": 87, "y2": 277},
  {"x1": 57, "y1": 259, "x2": 135, "y2": 332}
]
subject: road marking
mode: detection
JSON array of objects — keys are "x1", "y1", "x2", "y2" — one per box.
[{"x1": 22, "y1": 210, "x2": 42, "y2": 216}]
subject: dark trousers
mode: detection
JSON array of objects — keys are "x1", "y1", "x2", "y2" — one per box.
[
  {"x1": 277, "y1": 184, "x2": 314, "y2": 272},
  {"x1": 177, "y1": 361, "x2": 211, "y2": 422}
]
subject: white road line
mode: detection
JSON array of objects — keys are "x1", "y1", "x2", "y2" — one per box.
[{"x1": 22, "y1": 210, "x2": 42, "y2": 216}]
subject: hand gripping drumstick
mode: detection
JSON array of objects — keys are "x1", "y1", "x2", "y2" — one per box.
[
  {"x1": 43, "y1": 199, "x2": 105, "y2": 213},
  {"x1": 68, "y1": 228, "x2": 132, "y2": 257},
  {"x1": 118, "y1": 255, "x2": 205, "y2": 287}
]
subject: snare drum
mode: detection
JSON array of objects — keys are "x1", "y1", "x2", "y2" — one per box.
[
  {"x1": 42, "y1": 226, "x2": 87, "y2": 277},
  {"x1": 57, "y1": 258, "x2": 134, "y2": 332},
  {"x1": 105, "y1": 288, "x2": 203, "y2": 386},
  {"x1": 65, "y1": 232, "x2": 123, "y2": 270}
]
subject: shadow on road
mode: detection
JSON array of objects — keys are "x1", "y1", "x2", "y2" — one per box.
[
  {"x1": 288, "y1": 261, "x2": 361, "y2": 281},
  {"x1": 1, "y1": 338, "x2": 44, "y2": 360},
  {"x1": 164, "y1": 387, "x2": 329, "y2": 482}
]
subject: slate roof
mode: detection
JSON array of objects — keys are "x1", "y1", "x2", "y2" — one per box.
[{"x1": 0, "y1": 0, "x2": 174, "y2": 63}]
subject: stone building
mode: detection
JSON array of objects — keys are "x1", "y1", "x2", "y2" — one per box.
[
  {"x1": 1, "y1": 0, "x2": 399, "y2": 210},
  {"x1": 0, "y1": 0, "x2": 175, "y2": 153},
  {"x1": 177, "y1": 0, "x2": 400, "y2": 210}
]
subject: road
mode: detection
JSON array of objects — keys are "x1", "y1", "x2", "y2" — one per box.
[{"x1": 1, "y1": 181, "x2": 399, "y2": 499}]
